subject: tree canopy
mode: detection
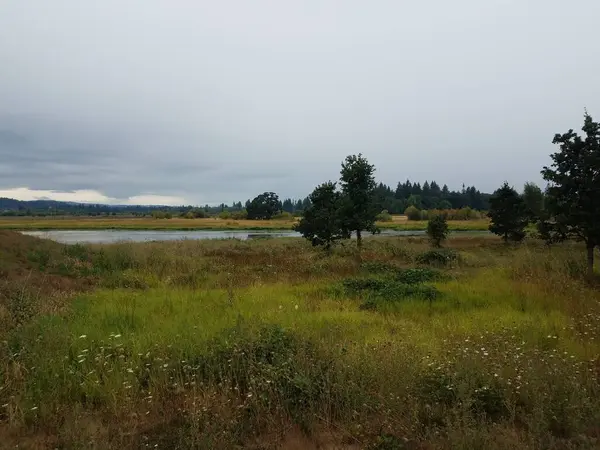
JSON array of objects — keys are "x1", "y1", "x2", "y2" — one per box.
[
  {"x1": 246, "y1": 192, "x2": 281, "y2": 220},
  {"x1": 339, "y1": 154, "x2": 379, "y2": 248},
  {"x1": 522, "y1": 182, "x2": 545, "y2": 221},
  {"x1": 294, "y1": 182, "x2": 349, "y2": 249},
  {"x1": 427, "y1": 214, "x2": 449, "y2": 248},
  {"x1": 540, "y1": 112, "x2": 600, "y2": 275}
]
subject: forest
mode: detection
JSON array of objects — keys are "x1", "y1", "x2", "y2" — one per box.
[{"x1": 1, "y1": 179, "x2": 489, "y2": 217}]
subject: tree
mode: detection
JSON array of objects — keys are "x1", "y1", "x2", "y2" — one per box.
[
  {"x1": 522, "y1": 182, "x2": 545, "y2": 221},
  {"x1": 246, "y1": 192, "x2": 280, "y2": 220},
  {"x1": 406, "y1": 194, "x2": 422, "y2": 209},
  {"x1": 427, "y1": 214, "x2": 449, "y2": 248},
  {"x1": 282, "y1": 198, "x2": 294, "y2": 213},
  {"x1": 294, "y1": 182, "x2": 349, "y2": 250},
  {"x1": 437, "y1": 199, "x2": 452, "y2": 210},
  {"x1": 339, "y1": 154, "x2": 379, "y2": 248},
  {"x1": 540, "y1": 112, "x2": 600, "y2": 277},
  {"x1": 488, "y1": 182, "x2": 528, "y2": 242}
]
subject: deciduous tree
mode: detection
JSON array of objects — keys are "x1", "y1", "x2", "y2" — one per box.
[
  {"x1": 522, "y1": 182, "x2": 545, "y2": 221},
  {"x1": 339, "y1": 154, "x2": 379, "y2": 248},
  {"x1": 247, "y1": 192, "x2": 280, "y2": 220},
  {"x1": 540, "y1": 112, "x2": 600, "y2": 276},
  {"x1": 427, "y1": 215, "x2": 449, "y2": 248}
]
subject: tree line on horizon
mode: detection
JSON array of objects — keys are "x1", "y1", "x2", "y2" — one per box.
[{"x1": 0, "y1": 179, "x2": 495, "y2": 219}]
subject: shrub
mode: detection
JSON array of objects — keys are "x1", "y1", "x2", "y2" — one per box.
[
  {"x1": 218, "y1": 211, "x2": 232, "y2": 220},
  {"x1": 423, "y1": 208, "x2": 483, "y2": 221},
  {"x1": 376, "y1": 209, "x2": 393, "y2": 222},
  {"x1": 427, "y1": 214, "x2": 449, "y2": 247},
  {"x1": 396, "y1": 267, "x2": 443, "y2": 284},
  {"x1": 404, "y1": 206, "x2": 421, "y2": 221},
  {"x1": 231, "y1": 209, "x2": 248, "y2": 220},
  {"x1": 151, "y1": 210, "x2": 172, "y2": 219},
  {"x1": 342, "y1": 277, "x2": 440, "y2": 301},
  {"x1": 361, "y1": 261, "x2": 401, "y2": 275},
  {"x1": 417, "y1": 249, "x2": 459, "y2": 266}
]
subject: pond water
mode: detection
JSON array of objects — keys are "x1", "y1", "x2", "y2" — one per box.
[{"x1": 21, "y1": 229, "x2": 431, "y2": 244}]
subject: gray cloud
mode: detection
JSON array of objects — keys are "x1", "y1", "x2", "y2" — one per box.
[{"x1": 1, "y1": 0, "x2": 599, "y2": 204}]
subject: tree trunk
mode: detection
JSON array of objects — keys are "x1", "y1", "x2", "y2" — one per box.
[
  {"x1": 587, "y1": 243, "x2": 595, "y2": 278},
  {"x1": 356, "y1": 229, "x2": 362, "y2": 249}
]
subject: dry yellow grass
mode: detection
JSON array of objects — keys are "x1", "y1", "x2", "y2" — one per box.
[
  {"x1": 0, "y1": 216, "x2": 298, "y2": 230},
  {"x1": 0, "y1": 215, "x2": 490, "y2": 231}
]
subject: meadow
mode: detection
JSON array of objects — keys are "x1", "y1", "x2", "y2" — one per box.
[
  {"x1": 1, "y1": 231, "x2": 599, "y2": 449},
  {"x1": 0, "y1": 216, "x2": 490, "y2": 232}
]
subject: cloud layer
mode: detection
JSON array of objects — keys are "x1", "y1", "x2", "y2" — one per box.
[{"x1": 1, "y1": 0, "x2": 599, "y2": 205}]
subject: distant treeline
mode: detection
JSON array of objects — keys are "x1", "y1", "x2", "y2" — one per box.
[
  {"x1": 374, "y1": 180, "x2": 489, "y2": 214},
  {"x1": 0, "y1": 179, "x2": 490, "y2": 217}
]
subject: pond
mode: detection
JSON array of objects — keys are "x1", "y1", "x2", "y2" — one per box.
[{"x1": 21, "y1": 229, "x2": 432, "y2": 244}]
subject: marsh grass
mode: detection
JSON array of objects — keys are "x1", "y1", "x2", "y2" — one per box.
[
  {"x1": 1, "y1": 233, "x2": 600, "y2": 448},
  {"x1": 0, "y1": 216, "x2": 490, "y2": 231}
]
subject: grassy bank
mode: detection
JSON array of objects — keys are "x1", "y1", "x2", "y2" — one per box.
[
  {"x1": 1, "y1": 233, "x2": 599, "y2": 448},
  {"x1": 0, "y1": 216, "x2": 490, "y2": 231}
]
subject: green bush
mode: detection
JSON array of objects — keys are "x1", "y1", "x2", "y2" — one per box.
[
  {"x1": 427, "y1": 214, "x2": 449, "y2": 247},
  {"x1": 404, "y1": 206, "x2": 421, "y2": 221},
  {"x1": 396, "y1": 267, "x2": 443, "y2": 284},
  {"x1": 361, "y1": 261, "x2": 401, "y2": 275},
  {"x1": 151, "y1": 210, "x2": 172, "y2": 219},
  {"x1": 376, "y1": 209, "x2": 393, "y2": 222},
  {"x1": 231, "y1": 209, "x2": 248, "y2": 220},
  {"x1": 342, "y1": 277, "x2": 440, "y2": 301},
  {"x1": 417, "y1": 249, "x2": 458, "y2": 266},
  {"x1": 184, "y1": 208, "x2": 207, "y2": 218}
]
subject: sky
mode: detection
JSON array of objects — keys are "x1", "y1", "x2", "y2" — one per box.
[{"x1": 1, "y1": 0, "x2": 599, "y2": 206}]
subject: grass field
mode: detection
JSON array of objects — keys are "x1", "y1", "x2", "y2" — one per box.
[
  {"x1": 1, "y1": 231, "x2": 599, "y2": 449},
  {"x1": 0, "y1": 216, "x2": 491, "y2": 231}
]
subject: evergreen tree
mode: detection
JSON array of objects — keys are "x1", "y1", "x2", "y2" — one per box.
[
  {"x1": 282, "y1": 198, "x2": 294, "y2": 213},
  {"x1": 488, "y1": 182, "x2": 528, "y2": 242},
  {"x1": 395, "y1": 181, "x2": 405, "y2": 199},
  {"x1": 422, "y1": 181, "x2": 431, "y2": 196},
  {"x1": 294, "y1": 182, "x2": 348, "y2": 250}
]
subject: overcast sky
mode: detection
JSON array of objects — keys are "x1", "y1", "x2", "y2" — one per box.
[{"x1": 1, "y1": 1, "x2": 599, "y2": 205}]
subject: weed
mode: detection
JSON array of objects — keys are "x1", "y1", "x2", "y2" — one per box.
[
  {"x1": 396, "y1": 267, "x2": 444, "y2": 284},
  {"x1": 343, "y1": 277, "x2": 440, "y2": 302},
  {"x1": 417, "y1": 248, "x2": 459, "y2": 266}
]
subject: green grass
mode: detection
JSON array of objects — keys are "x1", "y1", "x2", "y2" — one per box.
[{"x1": 2, "y1": 234, "x2": 600, "y2": 449}]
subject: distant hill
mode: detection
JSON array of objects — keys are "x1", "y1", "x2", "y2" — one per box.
[{"x1": 0, "y1": 197, "x2": 170, "y2": 216}]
